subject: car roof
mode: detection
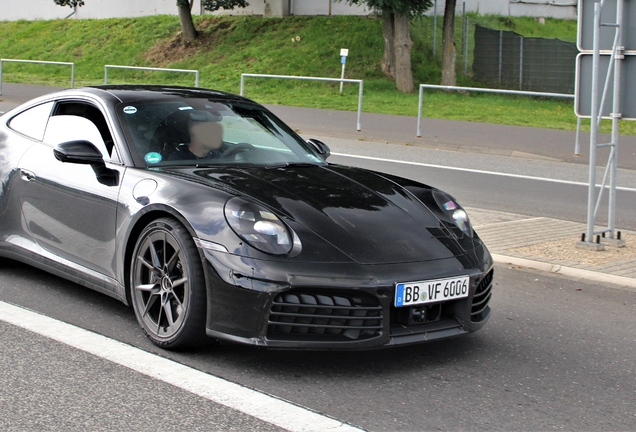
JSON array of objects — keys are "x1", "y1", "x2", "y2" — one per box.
[{"x1": 86, "y1": 85, "x2": 252, "y2": 104}]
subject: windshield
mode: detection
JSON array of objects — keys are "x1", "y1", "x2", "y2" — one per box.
[{"x1": 116, "y1": 96, "x2": 326, "y2": 168}]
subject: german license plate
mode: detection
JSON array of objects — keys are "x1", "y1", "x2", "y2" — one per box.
[{"x1": 395, "y1": 275, "x2": 470, "y2": 307}]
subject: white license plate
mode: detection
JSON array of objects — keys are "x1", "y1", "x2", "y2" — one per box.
[{"x1": 394, "y1": 275, "x2": 470, "y2": 307}]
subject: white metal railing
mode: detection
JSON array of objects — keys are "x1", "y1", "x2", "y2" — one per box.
[
  {"x1": 0, "y1": 59, "x2": 75, "y2": 95},
  {"x1": 416, "y1": 84, "x2": 581, "y2": 153},
  {"x1": 104, "y1": 65, "x2": 200, "y2": 87},
  {"x1": 240, "y1": 73, "x2": 364, "y2": 131}
]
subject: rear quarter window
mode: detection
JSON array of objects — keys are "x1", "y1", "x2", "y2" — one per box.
[{"x1": 8, "y1": 102, "x2": 54, "y2": 141}]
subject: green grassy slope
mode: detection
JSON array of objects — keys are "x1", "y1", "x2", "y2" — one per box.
[{"x1": 0, "y1": 14, "x2": 631, "y2": 134}]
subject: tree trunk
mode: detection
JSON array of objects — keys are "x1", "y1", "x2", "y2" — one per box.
[
  {"x1": 441, "y1": 0, "x2": 456, "y2": 86},
  {"x1": 380, "y1": 9, "x2": 395, "y2": 80},
  {"x1": 177, "y1": 0, "x2": 198, "y2": 45},
  {"x1": 393, "y1": 11, "x2": 414, "y2": 94}
]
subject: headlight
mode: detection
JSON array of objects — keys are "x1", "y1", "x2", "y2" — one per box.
[
  {"x1": 433, "y1": 190, "x2": 473, "y2": 237},
  {"x1": 224, "y1": 197, "x2": 298, "y2": 255}
]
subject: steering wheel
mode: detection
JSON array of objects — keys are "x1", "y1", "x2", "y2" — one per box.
[{"x1": 221, "y1": 142, "x2": 255, "y2": 159}]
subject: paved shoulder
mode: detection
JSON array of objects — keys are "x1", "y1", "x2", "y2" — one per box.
[{"x1": 469, "y1": 207, "x2": 636, "y2": 291}]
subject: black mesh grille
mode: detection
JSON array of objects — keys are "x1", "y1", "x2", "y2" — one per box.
[
  {"x1": 471, "y1": 269, "x2": 493, "y2": 322},
  {"x1": 267, "y1": 292, "x2": 383, "y2": 341}
]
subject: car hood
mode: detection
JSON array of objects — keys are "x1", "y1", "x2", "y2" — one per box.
[{"x1": 172, "y1": 164, "x2": 460, "y2": 264}]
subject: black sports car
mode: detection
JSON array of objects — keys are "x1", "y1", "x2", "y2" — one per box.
[{"x1": 0, "y1": 85, "x2": 493, "y2": 350}]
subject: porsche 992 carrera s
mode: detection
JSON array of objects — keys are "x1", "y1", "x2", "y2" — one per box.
[{"x1": 0, "y1": 86, "x2": 494, "y2": 350}]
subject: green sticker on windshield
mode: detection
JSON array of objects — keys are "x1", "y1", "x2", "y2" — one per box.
[{"x1": 144, "y1": 152, "x2": 162, "y2": 164}]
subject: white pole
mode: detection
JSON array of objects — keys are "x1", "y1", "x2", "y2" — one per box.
[
  {"x1": 340, "y1": 63, "x2": 346, "y2": 93},
  {"x1": 585, "y1": 2, "x2": 602, "y2": 244}
]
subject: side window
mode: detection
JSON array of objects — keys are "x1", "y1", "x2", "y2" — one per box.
[
  {"x1": 8, "y1": 102, "x2": 54, "y2": 141},
  {"x1": 43, "y1": 116, "x2": 110, "y2": 159}
]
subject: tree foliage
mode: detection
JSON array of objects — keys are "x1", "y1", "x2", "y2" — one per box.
[
  {"x1": 53, "y1": 0, "x2": 85, "y2": 7},
  {"x1": 202, "y1": 0, "x2": 249, "y2": 11},
  {"x1": 345, "y1": 0, "x2": 432, "y2": 16}
]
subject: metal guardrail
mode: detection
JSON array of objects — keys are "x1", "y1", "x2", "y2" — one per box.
[
  {"x1": 416, "y1": 84, "x2": 582, "y2": 154},
  {"x1": 240, "y1": 73, "x2": 364, "y2": 131},
  {"x1": 0, "y1": 59, "x2": 75, "y2": 95},
  {"x1": 104, "y1": 65, "x2": 200, "y2": 87}
]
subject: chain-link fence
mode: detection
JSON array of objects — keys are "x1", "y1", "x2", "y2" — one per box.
[{"x1": 472, "y1": 25, "x2": 577, "y2": 94}]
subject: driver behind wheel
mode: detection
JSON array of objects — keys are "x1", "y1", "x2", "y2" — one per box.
[{"x1": 169, "y1": 111, "x2": 224, "y2": 160}]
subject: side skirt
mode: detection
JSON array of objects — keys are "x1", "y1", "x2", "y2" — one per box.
[{"x1": 0, "y1": 245, "x2": 127, "y2": 305}]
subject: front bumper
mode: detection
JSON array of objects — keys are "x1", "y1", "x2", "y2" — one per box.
[{"x1": 200, "y1": 244, "x2": 494, "y2": 350}]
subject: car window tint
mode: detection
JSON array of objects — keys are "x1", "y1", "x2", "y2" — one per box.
[
  {"x1": 222, "y1": 116, "x2": 291, "y2": 153},
  {"x1": 116, "y1": 99, "x2": 325, "y2": 167},
  {"x1": 8, "y1": 102, "x2": 54, "y2": 141},
  {"x1": 118, "y1": 101, "x2": 192, "y2": 156},
  {"x1": 43, "y1": 115, "x2": 110, "y2": 159}
]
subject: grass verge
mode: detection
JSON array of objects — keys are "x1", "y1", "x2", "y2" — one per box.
[{"x1": 0, "y1": 14, "x2": 632, "y2": 135}]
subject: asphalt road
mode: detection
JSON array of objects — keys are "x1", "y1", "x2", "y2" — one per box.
[
  {"x1": 1, "y1": 260, "x2": 635, "y2": 431},
  {"x1": 323, "y1": 137, "x2": 636, "y2": 232},
  {"x1": 265, "y1": 104, "x2": 636, "y2": 170},
  {"x1": 1, "y1": 143, "x2": 635, "y2": 430},
  {"x1": 1, "y1": 322, "x2": 283, "y2": 432}
]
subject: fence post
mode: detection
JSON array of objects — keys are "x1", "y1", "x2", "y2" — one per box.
[
  {"x1": 239, "y1": 74, "x2": 363, "y2": 131},
  {"x1": 575, "y1": 116, "x2": 582, "y2": 156},
  {"x1": 461, "y1": 2, "x2": 466, "y2": 63},
  {"x1": 414, "y1": 84, "x2": 574, "y2": 137},
  {"x1": 499, "y1": 30, "x2": 503, "y2": 87},
  {"x1": 417, "y1": 85, "x2": 424, "y2": 138},
  {"x1": 519, "y1": 36, "x2": 524, "y2": 91},
  {"x1": 433, "y1": 0, "x2": 438, "y2": 57},
  {"x1": 0, "y1": 59, "x2": 74, "y2": 94},
  {"x1": 464, "y1": 16, "x2": 469, "y2": 75},
  {"x1": 357, "y1": 80, "x2": 363, "y2": 132}
]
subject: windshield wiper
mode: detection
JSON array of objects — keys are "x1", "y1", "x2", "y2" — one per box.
[{"x1": 264, "y1": 162, "x2": 323, "y2": 170}]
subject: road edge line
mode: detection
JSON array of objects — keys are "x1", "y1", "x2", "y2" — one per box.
[{"x1": 0, "y1": 300, "x2": 364, "y2": 432}]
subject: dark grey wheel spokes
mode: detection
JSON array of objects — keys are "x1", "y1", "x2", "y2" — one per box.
[{"x1": 134, "y1": 230, "x2": 189, "y2": 339}]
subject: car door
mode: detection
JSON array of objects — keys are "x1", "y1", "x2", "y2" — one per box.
[
  {"x1": 16, "y1": 100, "x2": 125, "y2": 280},
  {"x1": 0, "y1": 101, "x2": 54, "y2": 248}
]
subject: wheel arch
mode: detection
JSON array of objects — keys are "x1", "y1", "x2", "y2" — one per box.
[{"x1": 123, "y1": 205, "x2": 200, "y2": 305}]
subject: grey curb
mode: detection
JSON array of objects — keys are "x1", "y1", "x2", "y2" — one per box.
[{"x1": 492, "y1": 253, "x2": 636, "y2": 293}]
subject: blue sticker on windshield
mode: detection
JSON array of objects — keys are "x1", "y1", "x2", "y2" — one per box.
[{"x1": 144, "y1": 152, "x2": 162, "y2": 164}]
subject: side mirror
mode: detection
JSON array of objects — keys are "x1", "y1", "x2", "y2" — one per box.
[
  {"x1": 307, "y1": 138, "x2": 331, "y2": 161},
  {"x1": 54, "y1": 140, "x2": 118, "y2": 186},
  {"x1": 54, "y1": 140, "x2": 104, "y2": 165}
]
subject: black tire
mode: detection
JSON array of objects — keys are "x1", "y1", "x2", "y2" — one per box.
[{"x1": 130, "y1": 217, "x2": 207, "y2": 350}]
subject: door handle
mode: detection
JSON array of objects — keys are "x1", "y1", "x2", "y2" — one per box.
[{"x1": 20, "y1": 169, "x2": 36, "y2": 182}]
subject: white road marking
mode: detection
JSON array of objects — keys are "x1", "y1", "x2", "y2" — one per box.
[
  {"x1": 0, "y1": 301, "x2": 363, "y2": 432},
  {"x1": 331, "y1": 153, "x2": 636, "y2": 193}
]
